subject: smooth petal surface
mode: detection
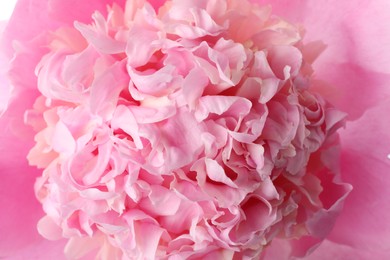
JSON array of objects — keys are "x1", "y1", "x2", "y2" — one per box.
[
  {"x1": 328, "y1": 100, "x2": 390, "y2": 253},
  {"x1": 2, "y1": 0, "x2": 126, "y2": 52},
  {"x1": 305, "y1": 239, "x2": 390, "y2": 260},
  {"x1": 0, "y1": 21, "x2": 11, "y2": 115}
]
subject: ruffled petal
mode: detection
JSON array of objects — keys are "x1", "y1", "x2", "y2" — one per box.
[
  {"x1": 256, "y1": 0, "x2": 390, "y2": 119},
  {"x1": 3, "y1": 0, "x2": 388, "y2": 259},
  {"x1": 252, "y1": 1, "x2": 390, "y2": 256},
  {"x1": 2, "y1": 0, "x2": 127, "y2": 52},
  {"x1": 0, "y1": 109, "x2": 66, "y2": 259},
  {"x1": 0, "y1": 44, "x2": 11, "y2": 115}
]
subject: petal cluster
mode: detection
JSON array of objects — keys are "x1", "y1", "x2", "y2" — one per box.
[{"x1": 21, "y1": 0, "x2": 350, "y2": 259}]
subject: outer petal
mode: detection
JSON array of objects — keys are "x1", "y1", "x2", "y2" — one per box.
[
  {"x1": 1, "y1": 0, "x2": 127, "y2": 53},
  {"x1": 255, "y1": 0, "x2": 390, "y2": 258},
  {"x1": 1, "y1": 24, "x2": 38, "y2": 259},
  {"x1": 2, "y1": 0, "x2": 389, "y2": 259},
  {"x1": 327, "y1": 100, "x2": 390, "y2": 253},
  {"x1": 0, "y1": 0, "x2": 117, "y2": 136},
  {"x1": 0, "y1": 0, "x2": 134, "y2": 258},
  {"x1": 1, "y1": 0, "x2": 167, "y2": 120},
  {"x1": 264, "y1": 102, "x2": 390, "y2": 260},
  {"x1": 305, "y1": 239, "x2": 390, "y2": 260},
  {"x1": 0, "y1": 107, "x2": 67, "y2": 259},
  {"x1": 0, "y1": 21, "x2": 11, "y2": 115},
  {"x1": 256, "y1": 0, "x2": 390, "y2": 119}
]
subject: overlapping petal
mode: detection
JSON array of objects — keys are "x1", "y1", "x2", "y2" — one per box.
[{"x1": 1, "y1": 0, "x2": 389, "y2": 259}]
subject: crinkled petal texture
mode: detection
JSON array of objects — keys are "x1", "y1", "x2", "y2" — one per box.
[
  {"x1": 285, "y1": 97, "x2": 390, "y2": 260},
  {"x1": 256, "y1": 0, "x2": 390, "y2": 259},
  {"x1": 257, "y1": 0, "x2": 390, "y2": 119},
  {"x1": 1, "y1": 0, "x2": 389, "y2": 260},
  {"x1": 0, "y1": 0, "x2": 153, "y2": 258},
  {"x1": 0, "y1": 88, "x2": 67, "y2": 260}
]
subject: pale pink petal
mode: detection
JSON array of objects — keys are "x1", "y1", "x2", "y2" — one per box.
[
  {"x1": 51, "y1": 121, "x2": 76, "y2": 155},
  {"x1": 264, "y1": 101, "x2": 390, "y2": 259},
  {"x1": 256, "y1": 0, "x2": 390, "y2": 119},
  {"x1": 112, "y1": 105, "x2": 143, "y2": 149},
  {"x1": 129, "y1": 65, "x2": 176, "y2": 97},
  {"x1": 163, "y1": 2, "x2": 225, "y2": 39},
  {"x1": 139, "y1": 185, "x2": 182, "y2": 216},
  {"x1": 130, "y1": 105, "x2": 176, "y2": 124},
  {"x1": 74, "y1": 13, "x2": 126, "y2": 55},
  {"x1": 195, "y1": 95, "x2": 252, "y2": 122},
  {"x1": 327, "y1": 100, "x2": 390, "y2": 252},
  {"x1": 0, "y1": 23, "x2": 12, "y2": 115},
  {"x1": 267, "y1": 45, "x2": 302, "y2": 80},
  {"x1": 160, "y1": 200, "x2": 202, "y2": 234},
  {"x1": 204, "y1": 158, "x2": 237, "y2": 188},
  {"x1": 125, "y1": 12, "x2": 162, "y2": 68},
  {"x1": 304, "y1": 239, "x2": 390, "y2": 260},
  {"x1": 2, "y1": 0, "x2": 127, "y2": 53},
  {"x1": 64, "y1": 235, "x2": 105, "y2": 259},
  {"x1": 143, "y1": 109, "x2": 204, "y2": 173},
  {"x1": 0, "y1": 111, "x2": 66, "y2": 259},
  {"x1": 202, "y1": 249, "x2": 234, "y2": 260},
  {"x1": 90, "y1": 60, "x2": 128, "y2": 119},
  {"x1": 2, "y1": 0, "x2": 376, "y2": 259},
  {"x1": 251, "y1": 1, "x2": 390, "y2": 256},
  {"x1": 36, "y1": 45, "x2": 97, "y2": 104},
  {"x1": 182, "y1": 67, "x2": 209, "y2": 110}
]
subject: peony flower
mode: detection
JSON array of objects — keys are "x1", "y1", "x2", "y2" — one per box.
[{"x1": 1, "y1": 0, "x2": 389, "y2": 259}]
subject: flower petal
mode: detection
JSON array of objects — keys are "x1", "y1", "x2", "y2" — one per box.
[
  {"x1": 328, "y1": 100, "x2": 390, "y2": 252},
  {"x1": 2, "y1": 0, "x2": 129, "y2": 53},
  {"x1": 0, "y1": 111, "x2": 66, "y2": 259},
  {"x1": 305, "y1": 239, "x2": 390, "y2": 260},
  {"x1": 256, "y1": 0, "x2": 390, "y2": 119}
]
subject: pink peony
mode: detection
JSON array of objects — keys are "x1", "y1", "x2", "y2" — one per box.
[{"x1": 1, "y1": 0, "x2": 390, "y2": 259}]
